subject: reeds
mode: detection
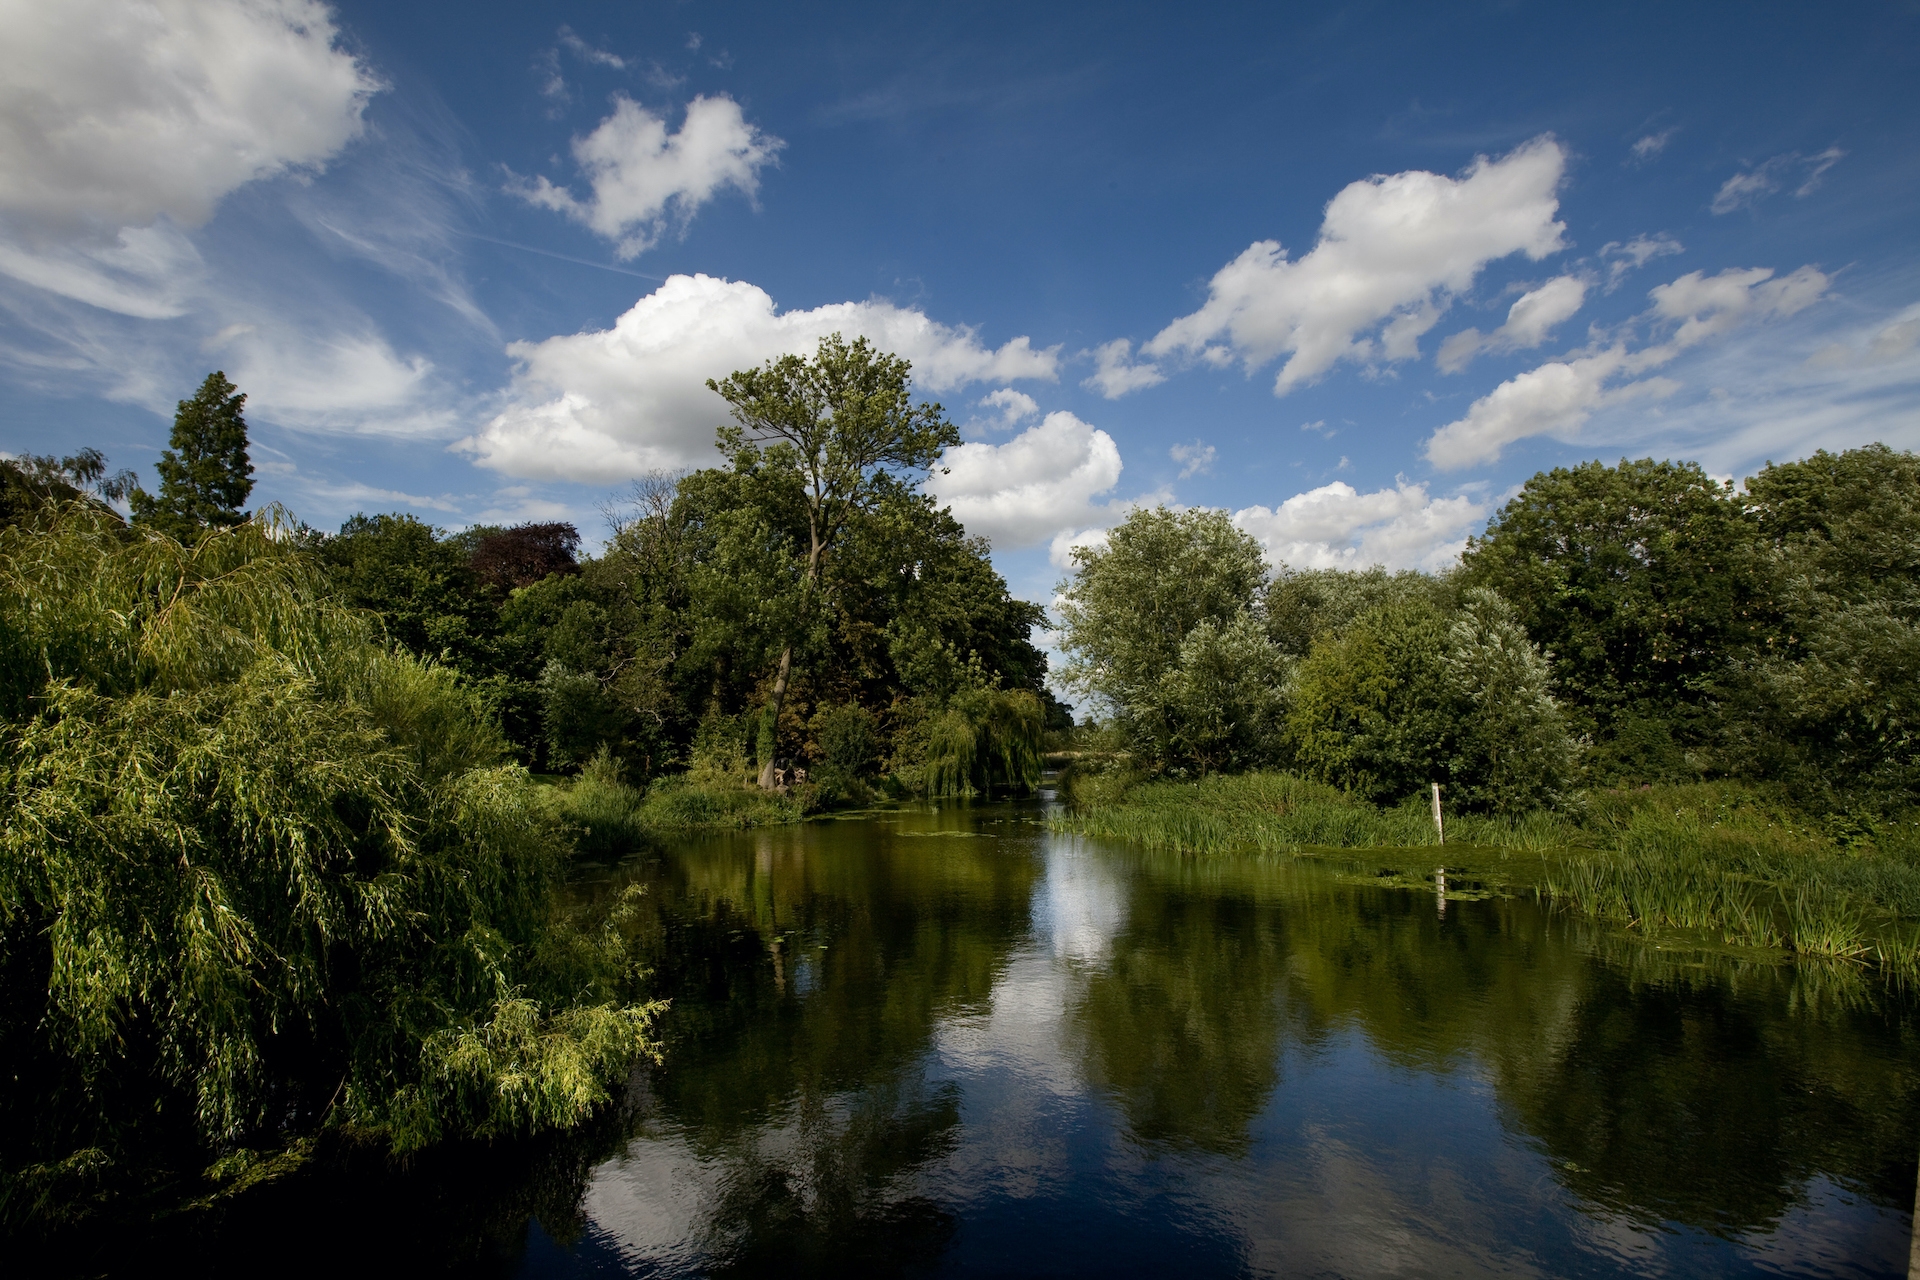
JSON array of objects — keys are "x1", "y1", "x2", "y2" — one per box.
[{"x1": 1052, "y1": 770, "x2": 1920, "y2": 972}]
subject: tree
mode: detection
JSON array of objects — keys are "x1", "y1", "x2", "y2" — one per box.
[
  {"x1": 1458, "y1": 457, "x2": 1764, "y2": 782},
  {"x1": 708, "y1": 334, "x2": 961, "y2": 788},
  {"x1": 468, "y1": 521, "x2": 582, "y2": 593},
  {"x1": 1286, "y1": 590, "x2": 1575, "y2": 811},
  {"x1": 1055, "y1": 506, "x2": 1271, "y2": 766},
  {"x1": 1160, "y1": 612, "x2": 1288, "y2": 776},
  {"x1": 130, "y1": 372, "x2": 255, "y2": 541},
  {"x1": 0, "y1": 506, "x2": 660, "y2": 1228},
  {"x1": 1733, "y1": 445, "x2": 1920, "y2": 808}
]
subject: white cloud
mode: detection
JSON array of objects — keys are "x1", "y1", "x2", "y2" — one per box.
[
  {"x1": 462, "y1": 273, "x2": 1060, "y2": 481},
  {"x1": 1424, "y1": 265, "x2": 1831, "y2": 469},
  {"x1": 1435, "y1": 275, "x2": 1587, "y2": 372},
  {"x1": 1599, "y1": 233, "x2": 1683, "y2": 290},
  {"x1": 0, "y1": 0, "x2": 377, "y2": 235},
  {"x1": 927, "y1": 411, "x2": 1123, "y2": 551},
  {"x1": 0, "y1": 223, "x2": 204, "y2": 319},
  {"x1": 1144, "y1": 135, "x2": 1568, "y2": 394},
  {"x1": 1081, "y1": 338, "x2": 1165, "y2": 398},
  {"x1": 1232, "y1": 481, "x2": 1488, "y2": 572},
  {"x1": 1169, "y1": 440, "x2": 1216, "y2": 478},
  {"x1": 511, "y1": 95, "x2": 782, "y2": 259},
  {"x1": 1711, "y1": 147, "x2": 1845, "y2": 215},
  {"x1": 1630, "y1": 129, "x2": 1675, "y2": 162},
  {"x1": 558, "y1": 26, "x2": 626, "y2": 69},
  {"x1": 976, "y1": 387, "x2": 1039, "y2": 430},
  {"x1": 1808, "y1": 303, "x2": 1920, "y2": 370},
  {"x1": 216, "y1": 325, "x2": 445, "y2": 435}
]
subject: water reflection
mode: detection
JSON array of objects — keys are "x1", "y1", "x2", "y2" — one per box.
[{"x1": 524, "y1": 800, "x2": 1920, "y2": 1278}]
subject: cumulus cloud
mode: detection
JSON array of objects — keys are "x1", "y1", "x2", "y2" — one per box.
[
  {"x1": 1435, "y1": 275, "x2": 1587, "y2": 372},
  {"x1": 0, "y1": 0, "x2": 377, "y2": 236},
  {"x1": 1169, "y1": 440, "x2": 1215, "y2": 478},
  {"x1": 1144, "y1": 136, "x2": 1567, "y2": 395},
  {"x1": 1711, "y1": 147, "x2": 1845, "y2": 215},
  {"x1": 1599, "y1": 233, "x2": 1683, "y2": 290},
  {"x1": 1232, "y1": 481, "x2": 1488, "y2": 572},
  {"x1": 1424, "y1": 264, "x2": 1831, "y2": 469},
  {"x1": 976, "y1": 387, "x2": 1039, "y2": 430},
  {"x1": 926, "y1": 411, "x2": 1124, "y2": 552},
  {"x1": 461, "y1": 273, "x2": 1060, "y2": 480},
  {"x1": 511, "y1": 95, "x2": 781, "y2": 258},
  {"x1": 1081, "y1": 338, "x2": 1165, "y2": 398}
]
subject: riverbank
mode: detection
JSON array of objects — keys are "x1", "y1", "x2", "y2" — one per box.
[{"x1": 1049, "y1": 769, "x2": 1920, "y2": 971}]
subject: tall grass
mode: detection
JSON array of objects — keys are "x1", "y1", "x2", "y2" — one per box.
[{"x1": 1052, "y1": 768, "x2": 1920, "y2": 972}]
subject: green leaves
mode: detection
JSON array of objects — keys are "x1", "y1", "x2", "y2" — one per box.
[
  {"x1": 0, "y1": 507, "x2": 662, "y2": 1224},
  {"x1": 129, "y1": 372, "x2": 255, "y2": 542}
]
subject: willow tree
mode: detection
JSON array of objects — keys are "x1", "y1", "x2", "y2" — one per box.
[
  {"x1": 708, "y1": 334, "x2": 960, "y2": 788},
  {"x1": 0, "y1": 503, "x2": 661, "y2": 1228}
]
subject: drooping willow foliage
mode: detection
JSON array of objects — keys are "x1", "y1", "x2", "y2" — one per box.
[
  {"x1": 924, "y1": 688, "x2": 1045, "y2": 797},
  {"x1": 0, "y1": 505, "x2": 662, "y2": 1228}
]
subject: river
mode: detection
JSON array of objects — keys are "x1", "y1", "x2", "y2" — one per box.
[{"x1": 469, "y1": 793, "x2": 1920, "y2": 1278}]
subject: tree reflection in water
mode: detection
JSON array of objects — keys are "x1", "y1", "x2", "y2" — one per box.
[{"x1": 150, "y1": 803, "x2": 1916, "y2": 1275}]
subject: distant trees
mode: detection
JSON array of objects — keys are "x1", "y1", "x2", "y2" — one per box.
[
  {"x1": 1060, "y1": 445, "x2": 1920, "y2": 817},
  {"x1": 1057, "y1": 507, "x2": 1579, "y2": 810},
  {"x1": 130, "y1": 371, "x2": 255, "y2": 541}
]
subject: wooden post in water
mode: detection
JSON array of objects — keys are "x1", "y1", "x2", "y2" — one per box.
[
  {"x1": 1431, "y1": 783, "x2": 1445, "y2": 844},
  {"x1": 1432, "y1": 783, "x2": 1447, "y2": 919}
]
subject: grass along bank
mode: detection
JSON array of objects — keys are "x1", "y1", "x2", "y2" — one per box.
[{"x1": 1050, "y1": 769, "x2": 1920, "y2": 971}]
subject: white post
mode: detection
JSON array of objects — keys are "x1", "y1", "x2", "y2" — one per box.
[{"x1": 1431, "y1": 783, "x2": 1445, "y2": 845}]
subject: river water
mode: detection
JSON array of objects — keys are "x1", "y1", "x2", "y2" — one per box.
[{"x1": 512, "y1": 795, "x2": 1920, "y2": 1278}]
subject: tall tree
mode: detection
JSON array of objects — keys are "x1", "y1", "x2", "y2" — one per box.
[
  {"x1": 708, "y1": 334, "x2": 960, "y2": 788},
  {"x1": 131, "y1": 372, "x2": 254, "y2": 541},
  {"x1": 1457, "y1": 457, "x2": 1765, "y2": 781}
]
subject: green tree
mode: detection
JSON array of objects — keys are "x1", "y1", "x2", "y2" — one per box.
[
  {"x1": 1160, "y1": 612, "x2": 1289, "y2": 776},
  {"x1": 708, "y1": 335, "x2": 961, "y2": 788},
  {"x1": 1441, "y1": 587, "x2": 1578, "y2": 812},
  {"x1": 1055, "y1": 506, "x2": 1271, "y2": 766},
  {"x1": 1458, "y1": 457, "x2": 1764, "y2": 783},
  {"x1": 1734, "y1": 445, "x2": 1920, "y2": 808},
  {"x1": 0, "y1": 505, "x2": 661, "y2": 1229},
  {"x1": 130, "y1": 372, "x2": 255, "y2": 541}
]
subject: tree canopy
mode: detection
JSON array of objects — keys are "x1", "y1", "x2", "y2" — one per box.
[{"x1": 130, "y1": 371, "x2": 255, "y2": 541}]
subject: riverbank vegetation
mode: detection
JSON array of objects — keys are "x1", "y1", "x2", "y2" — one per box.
[
  {"x1": 0, "y1": 344, "x2": 1057, "y2": 1241},
  {"x1": 1053, "y1": 447, "x2": 1920, "y2": 966}
]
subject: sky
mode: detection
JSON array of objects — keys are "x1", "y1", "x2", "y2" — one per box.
[{"x1": 2, "y1": 0, "x2": 1918, "y2": 614}]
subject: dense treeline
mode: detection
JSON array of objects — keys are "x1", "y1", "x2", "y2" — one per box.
[
  {"x1": 1060, "y1": 446, "x2": 1920, "y2": 821},
  {"x1": 311, "y1": 345, "x2": 1063, "y2": 803}
]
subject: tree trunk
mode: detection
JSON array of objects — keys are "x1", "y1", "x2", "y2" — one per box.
[
  {"x1": 758, "y1": 643, "x2": 794, "y2": 789},
  {"x1": 758, "y1": 527, "x2": 825, "y2": 790}
]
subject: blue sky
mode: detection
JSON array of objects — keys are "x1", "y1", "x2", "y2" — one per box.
[{"x1": 2, "y1": 0, "x2": 1917, "y2": 607}]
